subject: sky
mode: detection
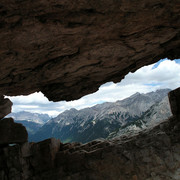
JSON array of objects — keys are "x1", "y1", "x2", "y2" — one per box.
[{"x1": 8, "y1": 59, "x2": 180, "y2": 117}]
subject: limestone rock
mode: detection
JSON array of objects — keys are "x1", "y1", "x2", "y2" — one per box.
[
  {"x1": 0, "y1": 95, "x2": 12, "y2": 119},
  {"x1": 0, "y1": 118, "x2": 28, "y2": 146},
  {"x1": 0, "y1": 0, "x2": 179, "y2": 101}
]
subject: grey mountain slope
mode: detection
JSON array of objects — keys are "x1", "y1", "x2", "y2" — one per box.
[
  {"x1": 109, "y1": 96, "x2": 172, "y2": 138},
  {"x1": 142, "y1": 96, "x2": 172, "y2": 127},
  {"x1": 30, "y1": 89, "x2": 171, "y2": 143},
  {"x1": 115, "y1": 89, "x2": 171, "y2": 116}
]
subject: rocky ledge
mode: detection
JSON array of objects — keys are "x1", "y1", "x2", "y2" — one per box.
[{"x1": 0, "y1": 89, "x2": 179, "y2": 180}]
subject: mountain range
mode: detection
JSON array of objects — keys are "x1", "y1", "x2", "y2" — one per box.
[
  {"x1": 108, "y1": 95, "x2": 172, "y2": 139},
  {"x1": 29, "y1": 89, "x2": 172, "y2": 143}
]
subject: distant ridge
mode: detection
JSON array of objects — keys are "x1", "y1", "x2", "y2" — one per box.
[
  {"x1": 7, "y1": 111, "x2": 50, "y2": 124},
  {"x1": 29, "y1": 89, "x2": 172, "y2": 143}
]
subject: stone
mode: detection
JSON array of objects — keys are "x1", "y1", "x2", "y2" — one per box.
[
  {"x1": 0, "y1": 118, "x2": 28, "y2": 146},
  {"x1": 0, "y1": 95, "x2": 12, "y2": 120},
  {"x1": 0, "y1": 0, "x2": 179, "y2": 101},
  {"x1": 168, "y1": 87, "x2": 180, "y2": 118},
  {"x1": 30, "y1": 138, "x2": 61, "y2": 173},
  {"x1": 132, "y1": 175, "x2": 138, "y2": 180},
  {"x1": 167, "y1": 88, "x2": 180, "y2": 143},
  {"x1": 21, "y1": 142, "x2": 32, "y2": 158}
]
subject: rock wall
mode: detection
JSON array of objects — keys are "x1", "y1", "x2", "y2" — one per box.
[
  {"x1": 0, "y1": 88, "x2": 180, "y2": 180},
  {"x1": 0, "y1": 0, "x2": 180, "y2": 101}
]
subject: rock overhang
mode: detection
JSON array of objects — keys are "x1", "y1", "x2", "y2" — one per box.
[{"x1": 0, "y1": 0, "x2": 179, "y2": 101}]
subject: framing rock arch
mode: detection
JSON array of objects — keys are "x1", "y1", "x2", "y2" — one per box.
[{"x1": 0, "y1": 0, "x2": 180, "y2": 179}]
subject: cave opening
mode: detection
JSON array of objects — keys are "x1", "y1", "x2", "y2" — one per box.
[{"x1": 6, "y1": 58, "x2": 180, "y2": 144}]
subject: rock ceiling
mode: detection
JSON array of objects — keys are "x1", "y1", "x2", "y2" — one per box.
[{"x1": 0, "y1": 0, "x2": 180, "y2": 101}]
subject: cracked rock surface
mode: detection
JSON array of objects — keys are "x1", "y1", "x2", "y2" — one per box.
[{"x1": 0, "y1": 0, "x2": 180, "y2": 101}]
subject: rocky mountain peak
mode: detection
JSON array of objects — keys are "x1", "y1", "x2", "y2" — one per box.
[{"x1": 30, "y1": 89, "x2": 172, "y2": 143}]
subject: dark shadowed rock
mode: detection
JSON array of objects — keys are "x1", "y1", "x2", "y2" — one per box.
[
  {"x1": 167, "y1": 88, "x2": 180, "y2": 140},
  {"x1": 0, "y1": 95, "x2": 12, "y2": 119},
  {"x1": 0, "y1": 118, "x2": 28, "y2": 146},
  {"x1": 168, "y1": 87, "x2": 180, "y2": 118},
  {"x1": 0, "y1": 0, "x2": 179, "y2": 101},
  {"x1": 30, "y1": 138, "x2": 61, "y2": 173}
]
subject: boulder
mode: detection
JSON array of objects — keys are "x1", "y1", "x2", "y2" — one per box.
[
  {"x1": 30, "y1": 138, "x2": 61, "y2": 173},
  {"x1": 0, "y1": 118, "x2": 28, "y2": 146},
  {"x1": 168, "y1": 87, "x2": 180, "y2": 118},
  {"x1": 0, "y1": 95, "x2": 12, "y2": 119}
]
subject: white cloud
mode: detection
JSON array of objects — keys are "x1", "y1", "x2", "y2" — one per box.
[
  {"x1": 8, "y1": 59, "x2": 180, "y2": 117},
  {"x1": 10, "y1": 92, "x2": 49, "y2": 104},
  {"x1": 121, "y1": 59, "x2": 180, "y2": 89}
]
